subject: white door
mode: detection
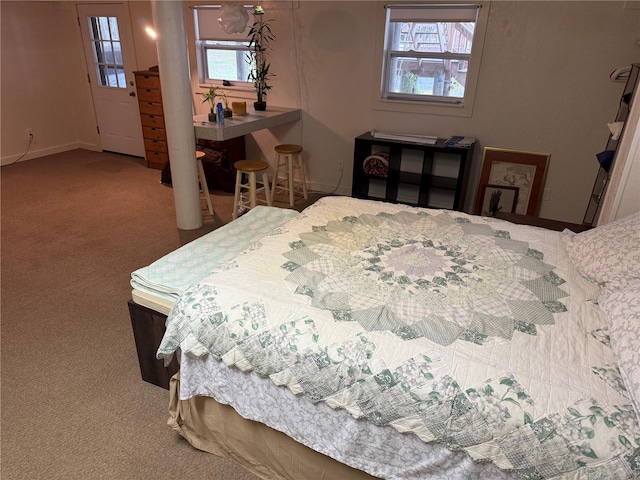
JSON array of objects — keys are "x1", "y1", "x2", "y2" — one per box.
[{"x1": 77, "y1": 3, "x2": 145, "y2": 157}]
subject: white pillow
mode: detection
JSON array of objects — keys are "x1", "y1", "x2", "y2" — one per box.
[
  {"x1": 600, "y1": 283, "x2": 640, "y2": 418},
  {"x1": 562, "y1": 212, "x2": 640, "y2": 290}
]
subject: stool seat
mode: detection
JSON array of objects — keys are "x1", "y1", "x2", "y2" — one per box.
[
  {"x1": 235, "y1": 159, "x2": 270, "y2": 172},
  {"x1": 196, "y1": 150, "x2": 214, "y2": 216},
  {"x1": 232, "y1": 159, "x2": 272, "y2": 219},
  {"x1": 275, "y1": 144, "x2": 303, "y2": 155},
  {"x1": 271, "y1": 144, "x2": 307, "y2": 208}
]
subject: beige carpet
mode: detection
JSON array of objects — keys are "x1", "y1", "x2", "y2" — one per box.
[{"x1": 1, "y1": 149, "x2": 322, "y2": 479}]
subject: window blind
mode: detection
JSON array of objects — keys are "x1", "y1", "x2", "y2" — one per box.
[
  {"x1": 194, "y1": 5, "x2": 253, "y2": 41},
  {"x1": 387, "y1": 4, "x2": 479, "y2": 23}
]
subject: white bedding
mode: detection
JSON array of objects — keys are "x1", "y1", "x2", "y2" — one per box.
[
  {"x1": 131, "y1": 206, "x2": 298, "y2": 302},
  {"x1": 178, "y1": 350, "x2": 516, "y2": 480},
  {"x1": 158, "y1": 197, "x2": 640, "y2": 479}
]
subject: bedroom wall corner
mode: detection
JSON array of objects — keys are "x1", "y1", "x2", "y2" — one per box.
[{"x1": 0, "y1": 1, "x2": 99, "y2": 166}]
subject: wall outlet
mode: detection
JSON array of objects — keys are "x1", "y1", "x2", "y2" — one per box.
[
  {"x1": 26, "y1": 128, "x2": 33, "y2": 137},
  {"x1": 543, "y1": 188, "x2": 551, "y2": 201},
  {"x1": 338, "y1": 160, "x2": 344, "y2": 172}
]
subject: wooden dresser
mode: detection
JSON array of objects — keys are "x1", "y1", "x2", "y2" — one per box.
[{"x1": 134, "y1": 68, "x2": 168, "y2": 169}]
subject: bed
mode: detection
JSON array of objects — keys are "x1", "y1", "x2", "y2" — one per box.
[{"x1": 132, "y1": 196, "x2": 640, "y2": 479}]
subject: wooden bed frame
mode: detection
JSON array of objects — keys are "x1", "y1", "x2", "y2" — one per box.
[{"x1": 128, "y1": 300, "x2": 177, "y2": 389}]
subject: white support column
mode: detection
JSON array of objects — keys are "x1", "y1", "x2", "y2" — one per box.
[{"x1": 152, "y1": 0, "x2": 202, "y2": 230}]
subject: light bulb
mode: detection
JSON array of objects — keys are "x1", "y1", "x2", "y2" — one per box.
[{"x1": 145, "y1": 26, "x2": 157, "y2": 40}]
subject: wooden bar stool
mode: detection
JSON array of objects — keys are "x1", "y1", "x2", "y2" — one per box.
[
  {"x1": 270, "y1": 144, "x2": 307, "y2": 207},
  {"x1": 232, "y1": 159, "x2": 272, "y2": 219},
  {"x1": 196, "y1": 151, "x2": 214, "y2": 216}
]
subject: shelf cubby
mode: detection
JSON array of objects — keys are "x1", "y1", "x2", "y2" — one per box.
[{"x1": 352, "y1": 132, "x2": 476, "y2": 211}]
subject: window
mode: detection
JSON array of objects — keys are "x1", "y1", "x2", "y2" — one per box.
[
  {"x1": 194, "y1": 5, "x2": 253, "y2": 85},
  {"x1": 87, "y1": 16, "x2": 125, "y2": 88},
  {"x1": 373, "y1": 2, "x2": 488, "y2": 117}
]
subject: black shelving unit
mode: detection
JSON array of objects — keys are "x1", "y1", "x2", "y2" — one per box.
[
  {"x1": 583, "y1": 63, "x2": 640, "y2": 226},
  {"x1": 352, "y1": 132, "x2": 476, "y2": 211}
]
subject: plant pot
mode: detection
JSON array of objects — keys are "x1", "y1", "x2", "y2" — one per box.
[
  {"x1": 254, "y1": 101, "x2": 267, "y2": 111},
  {"x1": 208, "y1": 112, "x2": 216, "y2": 122},
  {"x1": 223, "y1": 108, "x2": 233, "y2": 118}
]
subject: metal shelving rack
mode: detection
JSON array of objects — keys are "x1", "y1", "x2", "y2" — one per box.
[{"x1": 583, "y1": 63, "x2": 640, "y2": 226}]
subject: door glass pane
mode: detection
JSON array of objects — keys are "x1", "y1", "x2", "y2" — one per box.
[
  {"x1": 109, "y1": 17, "x2": 120, "y2": 41},
  {"x1": 88, "y1": 16, "x2": 126, "y2": 89},
  {"x1": 98, "y1": 64, "x2": 107, "y2": 85},
  {"x1": 102, "y1": 41, "x2": 113, "y2": 63},
  {"x1": 116, "y1": 67, "x2": 126, "y2": 87},
  {"x1": 99, "y1": 17, "x2": 111, "y2": 40},
  {"x1": 114, "y1": 44, "x2": 123, "y2": 64},
  {"x1": 93, "y1": 41, "x2": 104, "y2": 62}
]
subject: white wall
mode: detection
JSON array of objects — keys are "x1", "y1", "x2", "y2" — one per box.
[
  {"x1": 189, "y1": 1, "x2": 639, "y2": 223},
  {"x1": 2, "y1": 1, "x2": 639, "y2": 224},
  {"x1": 1, "y1": 1, "x2": 99, "y2": 161}
]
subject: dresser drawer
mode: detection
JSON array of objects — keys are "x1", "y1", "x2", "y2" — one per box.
[
  {"x1": 135, "y1": 74, "x2": 161, "y2": 90},
  {"x1": 138, "y1": 101, "x2": 163, "y2": 116},
  {"x1": 137, "y1": 88, "x2": 162, "y2": 103},
  {"x1": 142, "y1": 126, "x2": 166, "y2": 141},
  {"x1": 140, "y1": 113, "x2": 165, "y2": 128},
  {"x1": 145, "y1": 151, "x2": 168, "y2": 169},
  {"x1": 144, "y1": 138, "x2": 168, "y2": 154}
]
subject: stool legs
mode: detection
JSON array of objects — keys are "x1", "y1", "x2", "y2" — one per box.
[
  {"x1": 296, "y1": 154, "x2": 308, "y2": 200},
  {"x1": 197, "y1": 156, "x2": 214, "y2": 216},
  {"x1": 287, "y1": 154, "x2": 295, "y2": 207},
  {"x1": 271, "y1": 152, "x2": 307, "y2": 208},
  {"x1": 232, "y1": 169, "x2": 242, "y2": 220},
  {"x1": 262, "y1": 172, "x2": 272, "y2": 207},
  {"x1": 249, "y1": 172, "x2": 257, "y2": 208},
  {"x1": 233, "y1": 167, "x2": 272, "y2": 220}
]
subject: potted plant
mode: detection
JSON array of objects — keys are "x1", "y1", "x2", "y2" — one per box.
[
  {"x1": 247, "y1": 5, "x2": 274, "y2": 111},
  {"x1": 220, "y1": 91, "x2": 233, "y2": 118},
  {"x1": 199, "y1": 85, "x2": 219, "y2": 122}
]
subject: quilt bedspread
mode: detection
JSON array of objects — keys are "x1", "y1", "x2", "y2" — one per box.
[{"x1": 158, "y1": 197, "x2": 640, "y2": 479}]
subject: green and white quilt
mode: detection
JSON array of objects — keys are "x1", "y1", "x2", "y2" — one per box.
[{"x1": 158, "y1": 196, "x2": 640, "y2": 479}]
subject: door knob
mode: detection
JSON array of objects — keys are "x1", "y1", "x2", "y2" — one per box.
[{"x1": 129, "y1": 91, "x2": 136, "y2": 97}]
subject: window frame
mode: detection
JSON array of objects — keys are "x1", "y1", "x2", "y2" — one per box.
[
  {"x1": 88, "y1": 15, "x2": 126, "y2": 89},
  {"x1": 199, "y1": 40, "x2": 252, "y2": 85},
  {"x1": 371, "y1": 1, "x2": 490, "y2": 118}
]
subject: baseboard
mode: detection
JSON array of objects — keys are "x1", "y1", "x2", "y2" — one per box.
[
  {"x1": 1, "y1": 142, "x2": 101, "y2": 166},
  {"x1": 309, "y1": 181, "x2": 351, "y2": 196}
]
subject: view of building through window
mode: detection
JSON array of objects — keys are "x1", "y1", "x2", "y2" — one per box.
[{"x1": 382, "y1": 5, "x2": 479, "y2": 104}]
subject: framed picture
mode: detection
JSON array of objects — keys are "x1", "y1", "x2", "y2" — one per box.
[
  {"x1": 481, "y1": 185, "x2": 519, "y2": 216},
  {"x1": 474, "y1": 147, "x2": 551, "y2": 216}
]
